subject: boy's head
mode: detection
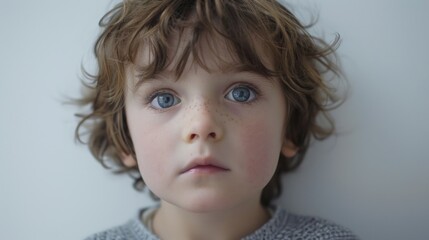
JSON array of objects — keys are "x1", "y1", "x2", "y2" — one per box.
[{"x1": 76, "y1": 0, "x2": 340, "y2": 206}]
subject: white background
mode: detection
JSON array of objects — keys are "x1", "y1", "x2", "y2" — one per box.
[{"x1": 1, "y1": 0, "x2": 428, "y2": 239}]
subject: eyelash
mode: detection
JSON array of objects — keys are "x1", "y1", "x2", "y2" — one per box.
[
  {"x1": 143, "y1": 83, "x2": 261, "y2": 110},
  {"x1": 144, "y1": 89, "x2": 179, "y2": 111},
  {"x1": 225, "y1": 83, "x2": 260, "y2": 105}
]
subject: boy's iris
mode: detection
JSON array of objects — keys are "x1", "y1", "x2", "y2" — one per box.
[
  {"x1": 231, "y1": 87, "x2": 251, "y2": 102},
  {"x1": 156, "y1": 93, "x2": 179, "y2": 108}
]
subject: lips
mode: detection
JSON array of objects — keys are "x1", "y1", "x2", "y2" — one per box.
[{"x1": 181, "y1": 157, "x2": 229, "y2": 174}]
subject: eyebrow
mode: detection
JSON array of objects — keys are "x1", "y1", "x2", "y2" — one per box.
[
  {"x1": 132, "y1": 66, "x2": 274, "y2": 91},
  {"x1": 133, "y1": 71, "x2": 173, "y2": 92}
]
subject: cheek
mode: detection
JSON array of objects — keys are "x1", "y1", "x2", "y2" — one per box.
[
  {"x1": 127, "y1": 113, "x2": 174, "y2": 185},
  {"x1": 134, "y1": 134, "x2": 163, "y2": 175},
  {"x1": 237, "y1": 117, "x2": 283, "y2": 187}
]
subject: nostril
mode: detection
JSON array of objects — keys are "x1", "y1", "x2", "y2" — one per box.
[
  {"x1": 190, "y1": 133, "x2": 198, "y2": 140},
  {"x1": 209, "y1": 132, "x2": 216, "y2": 138}
]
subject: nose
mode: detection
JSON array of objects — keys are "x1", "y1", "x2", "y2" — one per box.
[{"x1": 182, "y1": 101, "x2": 224, "y2": 143}]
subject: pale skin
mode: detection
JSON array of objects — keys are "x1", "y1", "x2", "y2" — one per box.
[{"x1": 122, "y1": 34, "x2": 297, "y2": 240}]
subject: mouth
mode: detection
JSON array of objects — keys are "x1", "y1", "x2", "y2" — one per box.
[{"x1": 181, "y1": 157, "x2": 229, "y2": 174}]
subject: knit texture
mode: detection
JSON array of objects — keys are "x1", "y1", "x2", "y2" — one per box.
[{"x1": 84, "y1": 208, "x2": 358, "y2": 240}]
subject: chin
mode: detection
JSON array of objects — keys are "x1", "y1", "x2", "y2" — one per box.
[{"x1": 175, "y1": 192, "x2": 238, "y2": 213}]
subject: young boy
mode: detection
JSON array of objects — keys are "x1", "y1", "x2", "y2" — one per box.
[{"x1": 77, "y1": 0, "x2": 358, "y2": 239}]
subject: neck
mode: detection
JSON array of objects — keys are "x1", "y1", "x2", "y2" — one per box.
[{"x1": 152, "y1": 199, "x2": 270, "y2": 240}]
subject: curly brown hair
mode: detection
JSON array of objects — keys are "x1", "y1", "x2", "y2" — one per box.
[{"x1": 75, "y1": 0, "x2": 342, "y2": 206}]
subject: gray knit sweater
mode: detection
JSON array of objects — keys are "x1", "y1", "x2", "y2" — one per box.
[{"x1": 85, "y1": 208, "x2": 358, "y2": 240}]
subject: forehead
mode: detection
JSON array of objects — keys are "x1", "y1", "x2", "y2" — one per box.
[
  {"x1": 130, "y1": 29, "x2": 274, "y2": 82},
  {"x1": 142, "y1": 33, "x2": 229, "y2": 70}
]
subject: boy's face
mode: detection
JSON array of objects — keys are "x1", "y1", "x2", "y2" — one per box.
[{"x1": 125, "y1": 36, "x2": 294, "y2": 212}]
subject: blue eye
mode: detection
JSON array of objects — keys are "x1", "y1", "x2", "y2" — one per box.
[
  {"x1": 150, "y1": 92, "x2": 181, "y2": 109},
  {"x1": 225, "y1": 86, "x2": 256, "y2": 102}
]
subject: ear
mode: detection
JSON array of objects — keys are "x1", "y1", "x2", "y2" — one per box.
[
  {"x1": 281, "y1": 140, "x2": 298, "y2": 158},
  {"x1": 120, "y1": 153, "x2": 137, "y2": 167}
]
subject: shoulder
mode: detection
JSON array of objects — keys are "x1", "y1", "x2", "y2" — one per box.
[
  {"x1": 246, "y1": 208, "x2": 359, "y2": 240},
  {"x1": 83, "y1": 217, "x2": 157, "y2": 240},
  {"x1": 84, "y1": 221, "x2": 133, "y2": 240},
  {"x1": 283, "y1": 212, "x2": 359, "y2": 240},
  {"x1": 84, "y1": 224, "x2": 126, "y2": 240}
]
